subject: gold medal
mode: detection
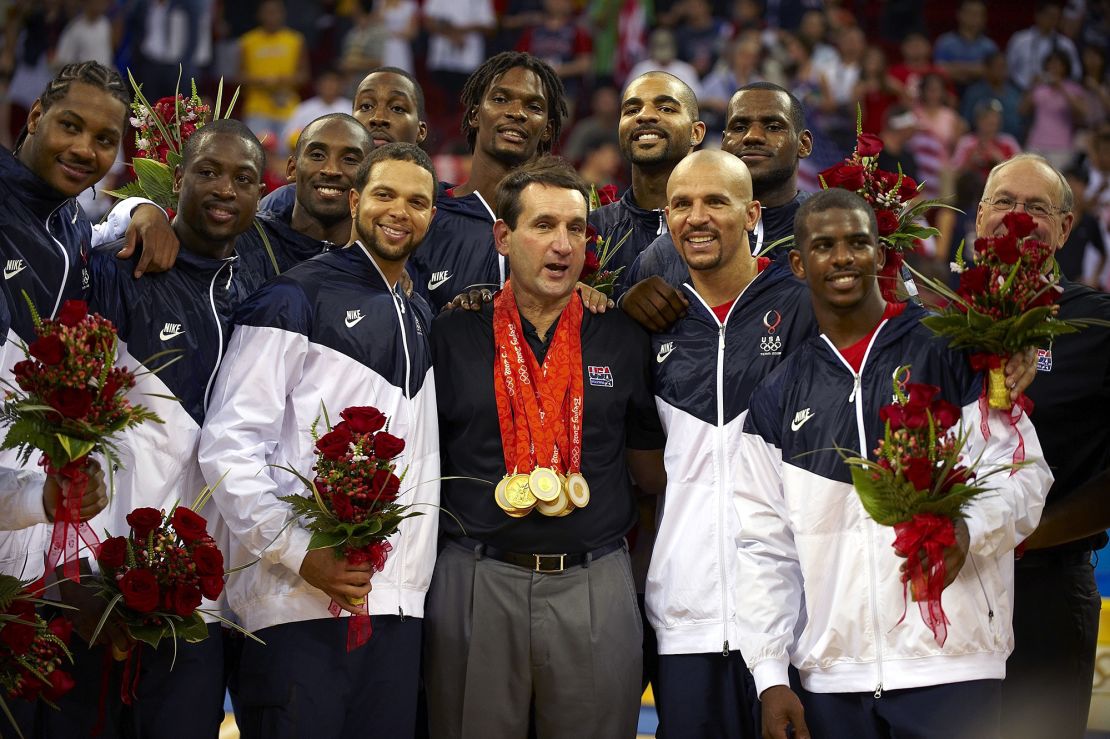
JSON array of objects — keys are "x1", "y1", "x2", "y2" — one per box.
[
  {"x1": 535, "y1": 477, "x2": 569, "y2": 516},
  {"x1": 494, "y1": 475, "x2": 515, "y2": 512},
  {"x1": 529, "y1": 467, "x2": 562, "y2": 502},
  {"x1": 505, "y1": 473, "x2": 536, "y2": 509},
  {"x1": 566, "y1": 473, "x2": 590, "y2": 508}
]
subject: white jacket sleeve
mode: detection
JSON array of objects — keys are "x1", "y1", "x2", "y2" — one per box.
[
  {"x1": 960, "y1": 402, "x2": 1053, "y2": 558},
  {"x1": 0, "y1": 462, "x2": 48, "y2": 530},
  {"x1": 91, "y1": 198, "x2": 162, "y2": 247},
  {"x1": 734, "y1": 419, "x2": 804, "y2": 698},
  {"x1": 198, "y1": 324, "x2": 313, "y2": 576}
]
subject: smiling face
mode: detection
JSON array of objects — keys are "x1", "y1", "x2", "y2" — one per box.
[
  {"x1": 19, "y1": 81, "x2": 126, "y2": 198},
  {"x1": 173, "y1": 132, "x2": 263, "y2": 255},
  {"x1": 352, "y1": 71, "x2": 427, "y2": 147},
  {"x1": 618, "y1": 74, "x2": 705, "y2": 169},
  {"x1": 976, "y1": 158, "x2": 1074, "y2": 249},
  {"x1": 494, "y1": 183, "x2": 588, "y2": 306},
  {"x1": 721, "y1": 88, "x2": 811, "y2": 200},
  {"x1": 469, "y1": 66, "x2": 552, "y2": 167},
  {"x1": 350, "y1": 158, "x2": 436, "y2": 265},
  {"x1": 791, "y1": 207, "x2": 884, "y2": 313},
  {"x1": 666, "y1": 152, "x2": 761, "y2": 273},
  {"x1": 290, "y1": 117, "x2": 372, "y2": 226}
]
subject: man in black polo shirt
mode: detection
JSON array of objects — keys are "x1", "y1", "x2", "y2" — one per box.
[{"x1": 427, "y1": 157, "x2": 665, "y2": 739}]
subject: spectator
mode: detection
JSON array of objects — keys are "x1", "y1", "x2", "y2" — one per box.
[
  {"x1": 339, "y1": 1, "x2": 388, "y2": 91},
  {"x1": 813, "y1": 25, "x2": 864, "y2": 151},
  {"x1": 795, "y1": 9, "x2": 838, "y2": 69},
  {"x1": 627, "y1": 29, "x2": 703, "y2": 101},
  {"x1": 238, "y1": 0, "x2": 309, "y2": 148},
  {"x1": 5, "y1": 2, "x2": 68, "y2": 142},
  {"x1": 496, "y1": 0, "x2": 544, "y2": 54},
  {"x1": 1086, "y1": 125, "x2": 1110, "y2": 287},
  {"x1": 280, "y1": 68, "x2": 353, "y2": 152},
  {"x1": 961, "y1": 52, "x2": 1026, "y2": 141},
  {"x1": 890, "y1": 32, "x2": 950, "y2": 105},
  {"x1": 562, "y1": 84, "x2": 621, "y2": 163},
  {"x1": 854, "y1": 46, "x2": 906, "y2": 135},
  {"x1": 379, "y1": 0, "x2": 419, "y2": 74},
  {"x1": 577, "y1": 139, "x2": 624, "y2": 188},
  {"x1": 701, "y1": 35, "x2": 765, "y2": 130},
  {"x1": 914, "y1": 72, "x2": 965, "y2": 162},
  {"x1": 1006, "y1": 1, "x2": 1081, "y2": 90},
  {"x1": 53, "y1": 0, "x2": 113, "y2": 69},
  {"x1": 933, "y1": 0, "x2": 998, "y2": 88},
  {"x1": 1080, "y1": 46, "x2": 1109, "y2": 131},
  {"x1": 1058, "y1": 164, "x2": 1108, "y2": 285},
  {"x1": 1021, "y1": 49, "x2": 1088, "y2": 170},
  {"x1": 423, "y1": 0, "x2": 496, "y2": 100},
  {"x1": 876, "y1": 105, "x2": 920, "y2": 182},
  {"x1": 953, "y1": 99, "x2": 1023, "y2": 182},
  {"x1": 673, "y1": 0, "x2": 731, "y2": 80},
  {"x1": 515, "y1": 0, "x2": 591, "y2": 109},
  {"x1": 128, "y1": 0, "x2": 213, "y2": 98}
]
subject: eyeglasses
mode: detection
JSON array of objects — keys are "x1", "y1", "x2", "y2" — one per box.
[{"x1": 981, "y1": 196, "x2": 1066, "y2": 219}]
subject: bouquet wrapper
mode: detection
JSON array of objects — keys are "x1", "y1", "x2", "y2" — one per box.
[
  {"x1": 326, "y1": 542, "x2": 392, "y2": 651},
  {"x1": 43, "y1": 455, "x2": 101, "y2": 583},
  {"x1": 878, "y1": 249, "x2": 904, "y2": 303},
  {"x1": 893, "y1": 513, "x2": 955, "y2": 647}
]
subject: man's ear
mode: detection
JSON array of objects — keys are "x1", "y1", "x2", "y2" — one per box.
[
  {"x1": 789, "y1": 248, "x2": 806, "y2": 280},
  {"x1": 691, "y1": 120, "x2": 707, "y2": 147},
  {"x1": 286, "y1": 155, "x2": 297, "y2": 183},
  {"x1": 349, "y1": 187, "x2": 360, "y2": 220},
  {"x1": 417, "y1": 120, "x2": 428, "y2": 144},
  {"x1": 798, "y1": 130, "x2": 814, "y2": 160},
  {"x1": 25, "y1": 99, "x2": 44, "y2": 136},
  {"x1": 493, "y1": 219, "x2": 512, "y2": 257},
  {"x1": 173, "y1": 166, "x2": 183, "y2": 194}
]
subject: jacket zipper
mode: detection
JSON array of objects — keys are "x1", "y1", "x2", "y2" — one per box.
[
  {"x1": 969, "y1": 556, "x2": 995, "y2": 629},
  {"x1": 203, "y1": 262, "x2": 233, "y2": 411},
  {"x1": 44, "y1": 203, "x2": 73, "y2": 319},
  {"x1": 389, "y1": 285, "x2": 412, "y2": 618}
]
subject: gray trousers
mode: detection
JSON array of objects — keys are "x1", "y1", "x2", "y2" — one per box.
[{"x1": 424, "y1": 539, "x2": 644, "y2": 739}]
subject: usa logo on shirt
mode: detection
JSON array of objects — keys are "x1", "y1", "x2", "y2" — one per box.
[
  {"x1": 1036, "y1": 348, "x2": 1052, "y2": 372},
  {"x1": 588, "y1": 365, "x2": 614, "y2": 387}
]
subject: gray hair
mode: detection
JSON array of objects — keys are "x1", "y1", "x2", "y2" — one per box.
[{"x1": 983, "y1": 153, "x2": 1074, "y2": 213}]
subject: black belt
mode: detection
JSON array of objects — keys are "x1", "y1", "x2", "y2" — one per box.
[
  {"x1": 451, "y1": 536, "x2": 624, "y2": 573},
  {"x1": 1017, "y1": 547, "x2": 1093, "y2": 567}
]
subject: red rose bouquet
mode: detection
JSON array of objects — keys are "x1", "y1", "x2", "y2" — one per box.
[
  {"x1": 106, "y1": 69, "x2": 238, "y2": 212},
  {"x1": 844, "y1": 368, "x2": 1017, "y2": 646},
  {"x1": 0, "y1": 575, "x2": 75, "y2": 734},
  {"x1": 0, "y1": 298, "x2": 161, "y2": 581},
  {"x1": 816, "y1": 108, "x2": 953, "y2": 301},
  {"x1": 280, "y1": 406, "x2": 422, "y2": 650},
  {"x1": 916, "y1": 211, "x2": 1092, "y2": 410},
  {"x1": 580, "y1": 183, "x2": 631, "y2": 296}
]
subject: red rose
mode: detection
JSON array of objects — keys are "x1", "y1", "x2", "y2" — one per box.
[
  {"x1": 339, "y1": 406, "x2": 387, "y2": 435},
  {"x1": 1002, "y1": 211, "x2": 1037, "y2": 239},
  {"x1": 126, "y1": 507, "x2": 164, "y2": 539},
  {"x1": 192, "y1": 544, "x2": 224, "y2": 576},
  {"x1": 331, "y1": 493, "x2": 355, "y2": 520},
  {"x1": 875, "y1": 209, "x2": 900, "y2": 237},
  {"x1": 957, "y1": 266, "x2": 989, "y2": 300},
  {"x1": 820, "y1": 163, "x2": 866, "y2": 192},
  {"x1": 97, "y1": 536, "x2": 128, "y2": 569},
  {"x1": 372, "y1": 432, "x2": 405, "y2": 460},
  {"x1": 0, "y1": 601, "x2": 37, "y2": 652},
  {"x1": 42, "y1": 668, "x2": 76, "y2": 702},
  {"x1": 100, "y1": 370, "x2": 125, "y2": 400},
  {"x1": 931, "y1": 399, "x2": 961, "y2": 430},
  {"x1": 1029, "y1": 286, "x2": 1058, "y2": 308},
  {"x1": 897, "y1": 175, "x2": 920, "y2": 201},
  {"x1": 904, "y1": 384, "x2": 940, "y2": 412},
  {"x1": 581, "y1": 248, "x2": 601, "y2": 282},
  {"x1": 170, "y1": 507, "x2": 208, "y2": 543},
  {"x1": 46, "y1": 616, "x2": 72, "y2": 645},
  {"x1": 596, "y1": 184, "x2": 620, "y2": 205},
  {"x1": 56, "y1": 300, "x2": 88, "y2": 328},
  {"x1": 879, "y1": 404, "x2": 905, "y2": 430},
  {"x1": 47, "y1": 387, "x2": 93, "y2": 419},
  {"x1": 316, "y1": 425, "x2": 353, "y2": 460},
  {"x1": 989, "y1": 234, "x2": 1021, "y2": 265},
  {"x1": 902, "y1": 406, "x2": 929, "y2": 430},
  {"x1": 171, "y1": 583, "x2": 202, "y2": 617},
  {"x1": 199, "y1": 576, "x2": 224, "y2": 600},
  {"x1": 370, "y1": 469, "x2": 401, "y2": 501},
  {"x1": 940, "y1": 465, "x2": 976, "y2": 493},
  {"x1": 29, "y1": 334, "x2": 66, "y2": 365},
  {"x1": 903, "y1": 456, "x2": 934, "y2": 492},
  {"x1": 119, "y1": 569, "x2": 160, "y2": 613},
  {"x1": 856, "y1": 133, "x2": 884, "y2": 158}
]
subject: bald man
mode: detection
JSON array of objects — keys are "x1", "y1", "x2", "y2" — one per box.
[{"x1": 645, "y1": 150, "x2": 818, "y2": 738}]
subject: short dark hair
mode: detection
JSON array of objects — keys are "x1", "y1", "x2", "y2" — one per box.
[
  {"x1": 460, "y1": 52, "x2": 567, "y2": 155},
  {"x1": 625, "y1": 71, "x2": 700, "y2": 119},
  {"x1": 736, "y1": 81, "x2": 806, "y2": 133},
  {"x1": 181, "y1": 118, "x2": 265, "y2": 173},
  {"x1": 495, "y1": 156, "x2": 588, "y2": 230},
  {"x1": 1043, "y1": 48, "x2": 1073, "y2": 77},
  {"x1": 354, "y1": 141, "x2": 438, "y2": 195},
  {"x1": 360, "y1": 66, "x2": 426, "y2": 119},
  {"x1": 15, "y1": 61, "x2": 130, "y2": 151},
  {"x1": 294, "y1": 112, "x2": 373, "y2": 157},
  {"x1": 793, "y1": 188, "x2": 878, "y2": 250}
]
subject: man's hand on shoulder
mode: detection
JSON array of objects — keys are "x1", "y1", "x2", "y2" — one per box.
[
  {"x1": 117, "y1": 204, "x2": 179, "y2": 277},
  {"x1": 575, "y1": 282, "x2": 615, "y2": 314},
  {"x1": 620, "y1": 276, "x2": 688, "y2": 332},
  {"x1": 442, "y1": 287, "x2": 494, "y2": 312},
  {"x1": 299, "y1": 547, "x2": 373, "y2": 614}
]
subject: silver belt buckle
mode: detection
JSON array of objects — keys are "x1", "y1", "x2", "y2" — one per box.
[{"x1": 534, "y1": 553, "x2": 566, "y2": 573}]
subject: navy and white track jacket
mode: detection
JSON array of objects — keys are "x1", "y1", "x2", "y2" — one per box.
[
  {"x1": 736, "y1": 304, "x2": 1052, "y2": 697},
  {"x1": 198, "y1": 243, "x2": 439, "y2": 633},
  {"x1": 588, "y1": 187, "x2": 668, "y2": 295},
  {"x1": 407, "y1": 185, "x2": 501, "y2": 312},
  {"x1": 87, "y1": 244, "x2": 247, "y2": 619},
  {"x1": 235, "y1": 210, "x2": 334, "y2": 283},
  {"x1": 649, "y1": 264, "x2": 815, "y2": 655}
]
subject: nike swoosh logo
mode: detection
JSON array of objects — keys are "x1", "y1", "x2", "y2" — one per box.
[
  {"x1": 791, "y1": 412, "x2": 814, "y2": 432},
  {"x1": 345, "y1": 314, "x2": 366, "y2": 328},
  {"x1": 656, "y1": 346, "x2": 674, "y2": 363},
  {"x1": 159, "y1": 328, "x2": 184, "y2": 341},
  {"x1": 3, "y1": 265, "x2": 25, "y2": 280},
  {"x1": 427, "y1": 274, "x2": 451, "y2": 291}
]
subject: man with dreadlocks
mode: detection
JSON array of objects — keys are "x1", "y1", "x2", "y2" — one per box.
[{"x1": 407, "y1": 51, "x2": 569, "y2": 312}]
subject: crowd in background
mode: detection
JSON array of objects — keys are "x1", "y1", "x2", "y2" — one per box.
[{"x1": 1, "y1": 0, "x2": 1108, "y2": 284}]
